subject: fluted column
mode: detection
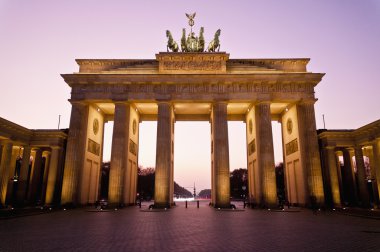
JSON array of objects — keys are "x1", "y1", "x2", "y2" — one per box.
[
  {"x1": 0, "y1": 141, "x2": 13, "y2": 206},
  {"x1": 61, "y1": 102, "x2": 89, "y2": 205},
  {"x1": 326, "y1": 147, "x2": 341, "y2": 207},
  {"x1": 16, "y1": 146, "x2": 31, "y2": 205},
  {"x1": 255, "y1": 102, "x2": 277, "y2": 207},
  {"x1": 154, "y1": 102, "x2": 174, "y2": 208},
  {"x1": 297, "y1": 100, "x2": 324, "y2": 205},
  {"x1": 109, "y1": 102, "x2": 130, "y2": 206},
  {"x1": 211, "y1": 102, "x2": 230, "y2": 208},
  {"x1": 45, "y1": 147, "x2": 61, "y2": 205},
  {"x1": 372, "y1": 140, "x2": 380, "y2": 206},
  {"x1": 354, "y1": 146, "x2": 370, "y2": 207}
]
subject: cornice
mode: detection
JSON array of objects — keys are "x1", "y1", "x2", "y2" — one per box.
[{"x1": 61, "y1": 73, "x2": 324, "y2": 87}]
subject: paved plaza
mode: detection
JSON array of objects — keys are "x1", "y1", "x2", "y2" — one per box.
[{"x1": 1, "y1": 201, "x2": 380, "y2": 252}]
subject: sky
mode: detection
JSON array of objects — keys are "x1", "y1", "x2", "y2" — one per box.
[{"x1": 1, "y1": 0, "x2": 380, "y2": 191}]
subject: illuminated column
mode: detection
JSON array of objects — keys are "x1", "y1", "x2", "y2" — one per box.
[
  {"x1": 255, "y1": 102, "x2": 277, "y2": 207},
  {"x1": 45, "y1": 147, "x2": 62, "y2": 205},
  {"x1": 297, "y1": 100, "x2": 324, "y2": 205},
  {"x1": 354, "y1": 146, "x2": 370, "y2": 207},
  {"x1": 40, "y1": 151, "x2": 51, "y2": 204},
  {"x1": 342, "y1": 148, "x2": 357, "y2": 205},
  {"x1": 0, "y1": 141, "x2": 13, "y2": 206},
  {"x1": 61, "y1": 102, "x2": 89, "y2": 205},
  {"x1": 154, "y1": 102, "x2": 174, "y2": 208},
  {"x1": 325, "y1": 147, "x2": 341, "y2": 207},
  {"x1": 245, "y1": 107, "x2": 258, "y2": 205},
  {"x1": 366, "y1": 146, "x2": 379, "y2": 207},
  {"x1": 109, "y1": 102, "x2": 130, "y2": 206},
  {"x1": 211, "y1": 102, "x2": 230, "y2": 208},
  {"x1": 28, "y1": 148, "x2": 43, "y2": 203},
  {"x1": 372, "y1": 140, "x2": 380, "y2": 206},
  {"x1": 16, "y1": 146, "x2": 31, "y2": 205}
]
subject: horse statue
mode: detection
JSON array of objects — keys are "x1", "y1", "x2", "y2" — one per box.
[
  {"x1": 166, "y1": 30, "x2": 179, "y2": 52},
  {"x1": 181, "y1": 28, "x2": 187, "y2": 52},
  {"x1": 198, "y1": 27, "x2": 205, "y2": 52},
  {"x1": 207, "y1": 29, "x2": 221, "y2": 52}
]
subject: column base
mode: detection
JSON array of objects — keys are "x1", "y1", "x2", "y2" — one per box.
[
  {"x1": 153, "y1": 202, "x2": 171, "y2": 209},
  {"x1": 213, "y1": 202, "x2": 234, "y2": 209}
]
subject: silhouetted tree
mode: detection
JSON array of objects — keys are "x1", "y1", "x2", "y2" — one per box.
[
  {"x1": 198, "y1": 189, "x2": 211, "y2": 198},
  {"x1": 230, "y1": 168, "x2": 248, "y2": 199},
  {"x1": 275, "y1": 162, "x2": 286, "y2": 206},
  {"x1": 137, "y1": 166, "x2": 155, "y2": 200},
  {"x1": 137, "y1": 166, "x2": 192, "y2": 200}
]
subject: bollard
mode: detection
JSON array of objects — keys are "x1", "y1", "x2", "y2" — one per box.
[
  {"x1": 243, "y1": 200, "x2": 246, "y2": 209},
  {"x1": 197, "y1": 200, "x2": 199, "y2": 208},
  {"x1": 139, "y1": 201, "x2": 141, "y2": 208},
  {"x1": 185, "y1": 200, "x2": 188, "y2": 208}
]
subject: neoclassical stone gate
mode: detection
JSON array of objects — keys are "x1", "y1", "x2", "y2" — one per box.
[{"x1": 60, "y1": 52, "x2": 325, "y2": 208}]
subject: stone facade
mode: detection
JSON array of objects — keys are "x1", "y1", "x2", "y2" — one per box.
[
  {"x1": 318, "y1": 120, "x2": 380, "y2": 208},
  {"x1": 0, "y1": 117, "x2": 67, "y2": 207}
]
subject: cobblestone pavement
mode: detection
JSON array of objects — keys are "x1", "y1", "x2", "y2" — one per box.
[{"x1": 1, "y1": 201, "x2": 380, "y2": 252}]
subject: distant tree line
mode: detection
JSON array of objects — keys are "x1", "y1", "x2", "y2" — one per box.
[{"x1": 100, "y1": 163, "x2": 286, "y2": 203}]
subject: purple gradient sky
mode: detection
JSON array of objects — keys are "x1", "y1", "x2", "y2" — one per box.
[{"x1": 1, "y1": 1, "x2": 379, "y2": 191}]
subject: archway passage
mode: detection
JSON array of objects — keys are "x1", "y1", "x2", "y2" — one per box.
[{"x1": 59, "y1": 52, "x2": 326, "y2": 208}]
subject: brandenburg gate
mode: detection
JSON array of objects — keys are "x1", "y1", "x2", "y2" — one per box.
[
  {"x1": 60, "y1": 50, "x2": 325, "y2": 208},
  {"x1": 59, "y1": 15, "x2": 325, "y2": 208}
]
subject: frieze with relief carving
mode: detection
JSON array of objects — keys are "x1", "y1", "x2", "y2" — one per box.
[{"x1": 71, "y1": 82, "x2": 315, "y2": 99}]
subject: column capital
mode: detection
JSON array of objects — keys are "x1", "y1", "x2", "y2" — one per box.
[
  {"x1": 48, "y1": 145, "x2": 61, "y2": 150},
  {"x1": 255, "y1": 100, "x2": 271, "y2": 105},
  {"x1": 156, "y1": 101, "x2": 173, "y2": 106},
  {"x1": 0, "y1": 139, "x2": 12, "y2": 145},
  {"x1": 212, "y1": 100, "x2": 228, "y2": 105},
  {"x1": 113, "y1": 101, "x2": 130, "y2": 106},
  {"x1": 325, "y1": 146, "x2": 337, "y2": 150},
  {"x1": 298, "y1": 98, "x2": 318, "y2": 105},
  {"x1": 68, "y1": 100, "x2": 88, "y2": 106}
]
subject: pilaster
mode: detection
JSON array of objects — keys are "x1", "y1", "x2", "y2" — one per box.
[{"x1": 255, "y1": 102, "x2": 277, "y2": 207}]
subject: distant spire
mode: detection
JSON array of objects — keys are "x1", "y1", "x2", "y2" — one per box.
[{"x1": 193, "y1": 182, "x2": 196, "y2": 198}]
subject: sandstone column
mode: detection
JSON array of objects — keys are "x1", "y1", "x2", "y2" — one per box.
[
  {"x1": 325, "y1": 147, "x2": 341, "y2": 206},
  {"x1": 109, "y1": 102, "x2": 130, "y2": 206},
  {"x1": 45, "y1": 147, "x2": 62, "y2": 205},
  {"x1": 354, "y1": 146, "x2": 370, "y2": 207},
  {"x1": 154, "y1": 102, "x2": 174, "y2": 208},
  {"x1": 61, "y1": 102, "x2": 89, "y2": 205},
  {"x1": 372, "y1": 140, "x2": 380, "y2": 206},
  {"x1": 211, "y1": 102, "x2": 230, "y2": 208},
  {"x1": 342, "y1": 148, "x2": 357, "y2": 205},
  {"x1": 255, "y1": 102, "x2": 277, "y2": 207},
  {"x1": 297, "y1": 100, "x2": 325, "y2": 205},
  {"x1": 0, "y1": 141, "x2": 13, "y2": 206},
  {"x1": 16, "y1": 146, "x2": 31, "y2": 205},
  {"x1": 28, "y1": 148, "x2": 43, "y2": 203}
]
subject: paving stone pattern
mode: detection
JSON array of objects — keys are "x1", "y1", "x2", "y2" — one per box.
[{"x1": 1, "y1": 201, "x2": 380, "y2": 252}]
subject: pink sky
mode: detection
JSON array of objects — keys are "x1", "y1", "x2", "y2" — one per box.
[{"x1": 1, "y1": 0, "x2": 379, "y2": 191}]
